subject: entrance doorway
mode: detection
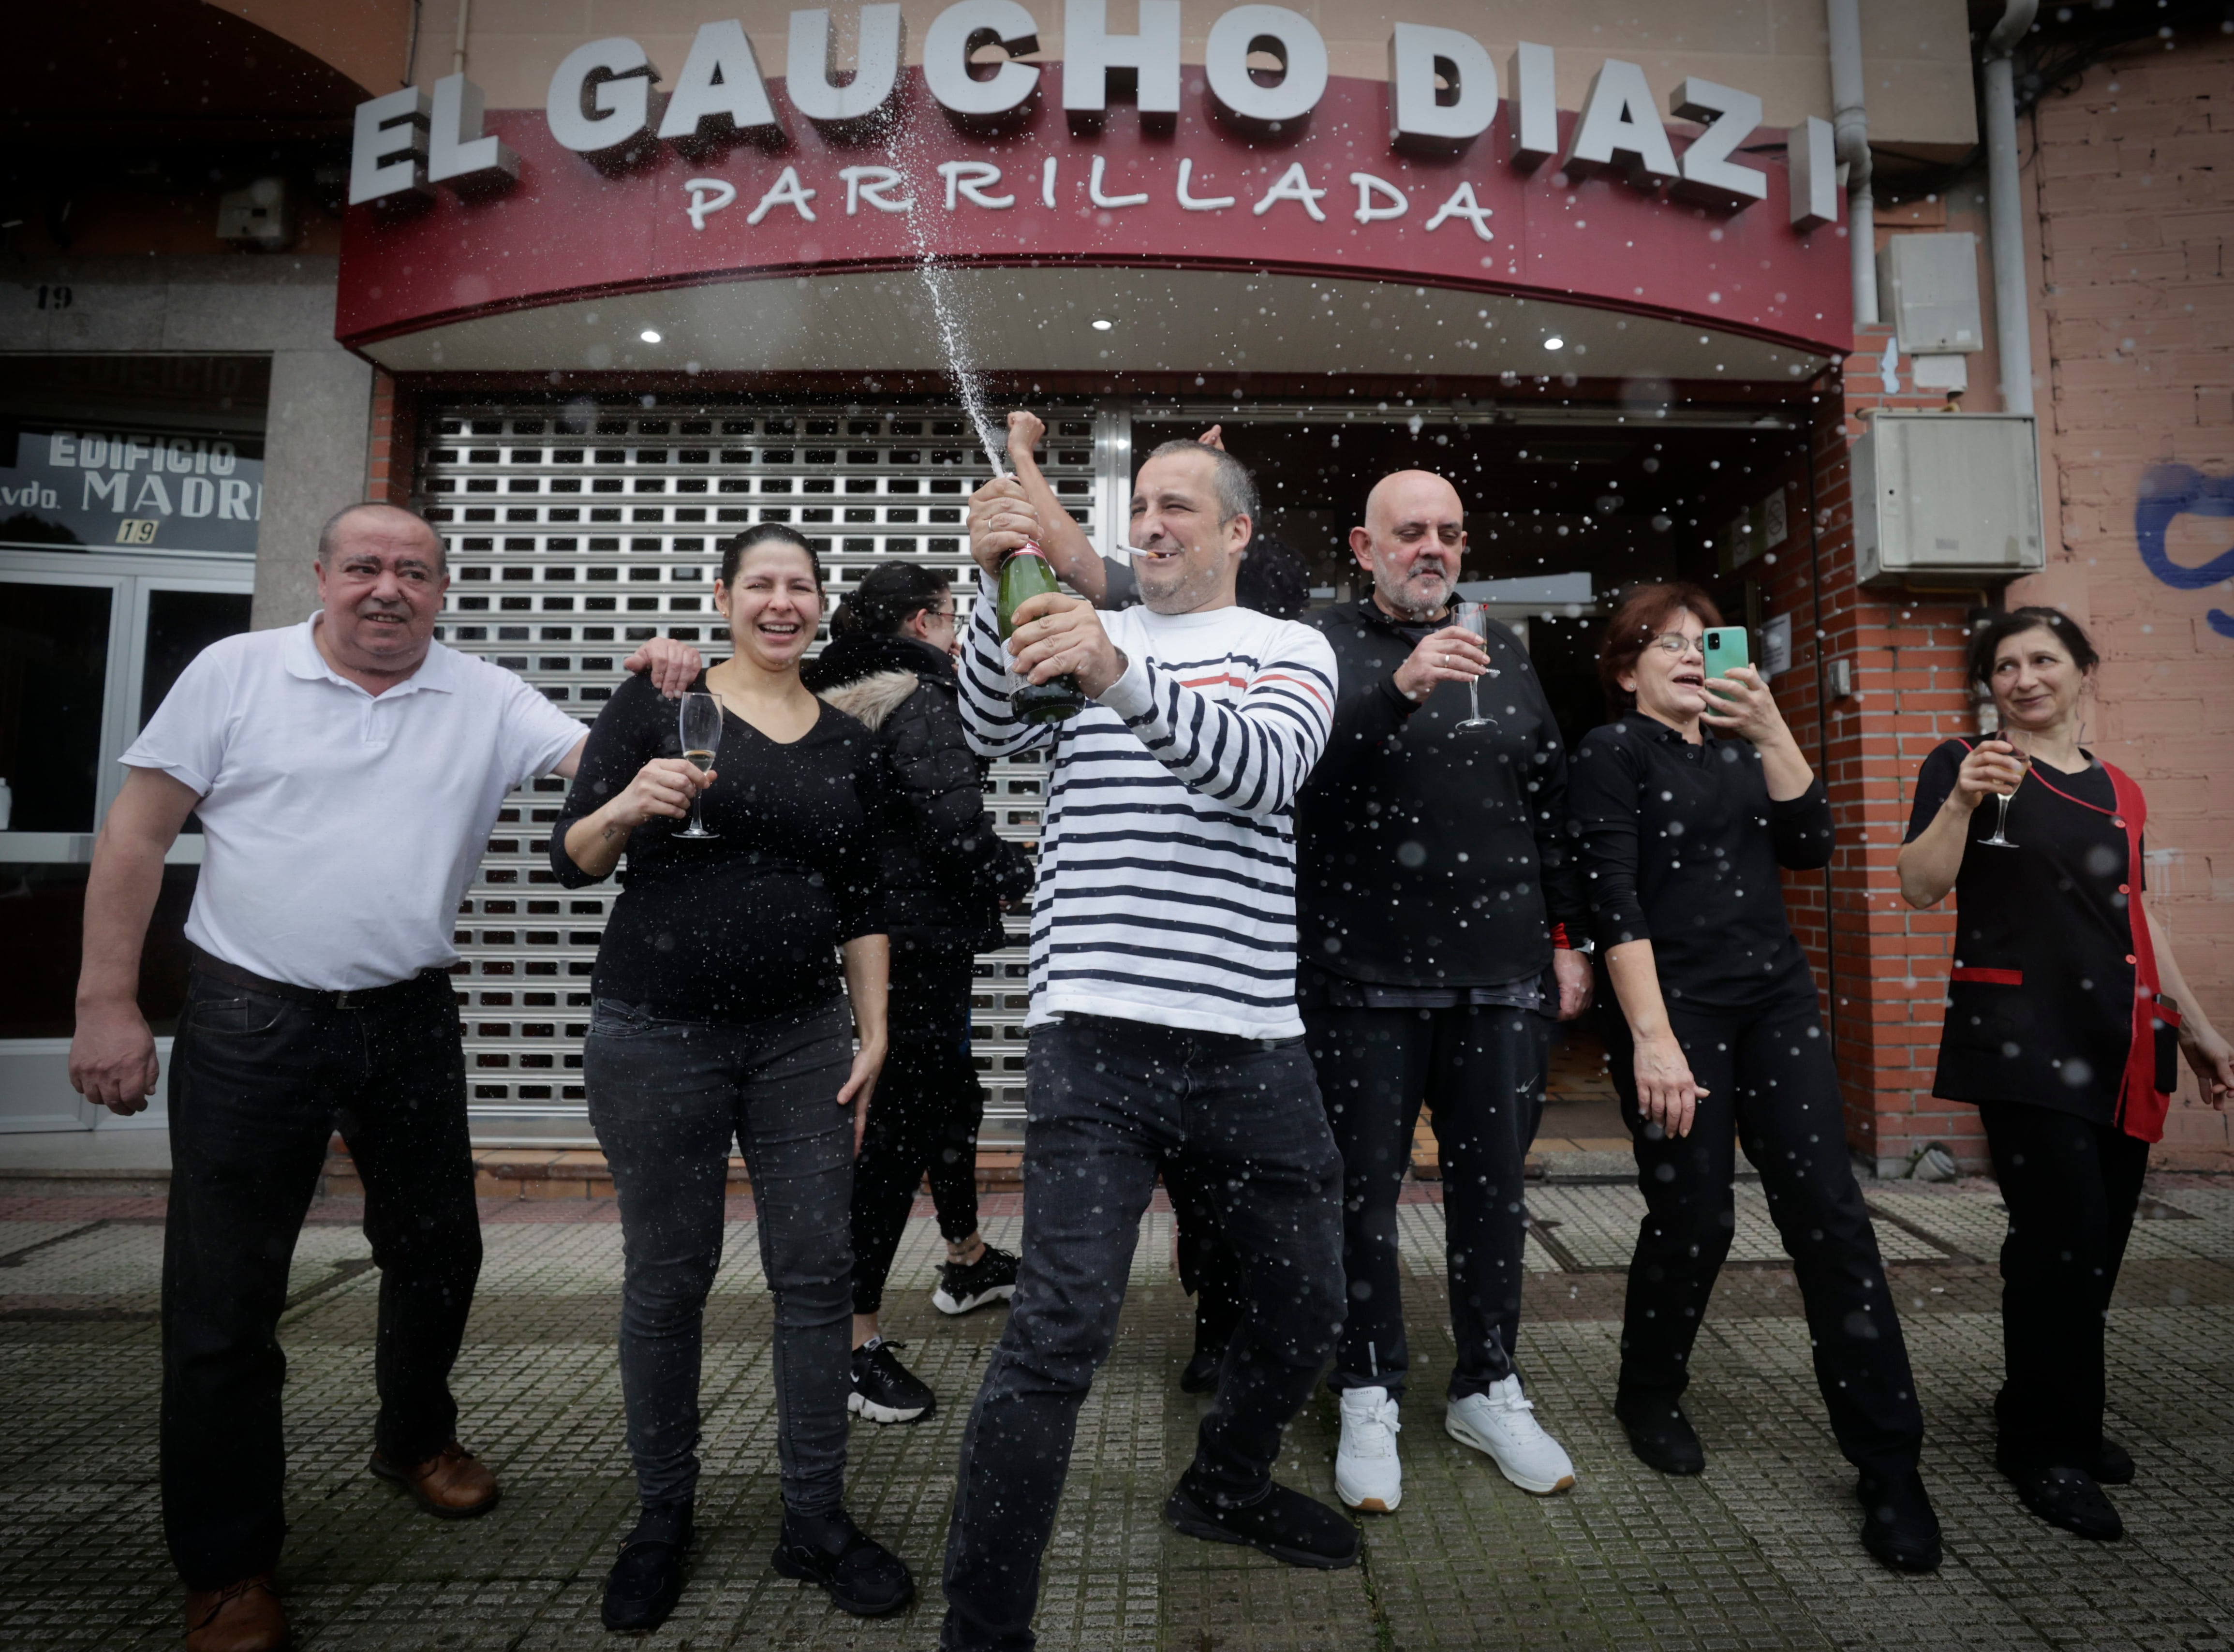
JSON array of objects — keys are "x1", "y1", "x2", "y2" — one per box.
[{"x1": 0, "y1": 548, "x2": 253, "y2": 1132}]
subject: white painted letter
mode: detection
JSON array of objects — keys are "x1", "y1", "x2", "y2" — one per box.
[
  {"x1": 1207, "y1": 6, "x2": 1328, "y2": 134},
  {"x1": 1176, "y1": 159, "x2": 1235, "y2": 211},
  {"x1": 659, "y1": 21, "x2": 782, "y2": 147},
  {"x1": 1089, "y1": 156, "x2": 1149, "y2": 208},
  {"x1": 1424, "y1": 182, "x2": 1496, "y2": 241},
  {"x1": 349, "y1": 87, "x2": 431, "y2": 206},
  {"x1": 1507, "y1": 43, "x2": 1557, "y2": 171},
  {"x1": 546, "y1": 39, "x2": 661, "y2": 160},
  {"x1": 1388, "y1": 24, "x2": 1497, "y2": 152},
  {"x1": 1788, "y1": 116, "x2": 1839, "y2": 230},
  {"x1": 1350, "y1": 173, "x2": 1408, "y2": 224},
  {"x1": 746, "y1": 166, "x2": 819, "y2": 223},
  {"x1": 1251, "y1": 162, "x2": 1327, "y2": 221},
  {"x1": 429, "y1": 74, "x2": 520, "y2": 192},
  {"x1": 924, "y1": 0, "x2": 1041, "y2": 120},
  {"x1": 1061, "y1": 0, "x2": 1180, "y2": 122},
  {"x1": 938, "y1": 162, "x2": 1014, "y2": 209},
  {"x1": 683, "y1": 177, "x2": 738, "y2": 230},
  {"x1": 1564, "y1": 59, "x2": 1680, "y2": 183},
  {"x1": 842, "y1": 166, "x2": 915, "y2": 213},
  {"x1": 787, "y1": 6, "x2": 906, "y2": 126},
  {"x1": 1669, "y1": 78, "x2": 1767, "y2": 207}
]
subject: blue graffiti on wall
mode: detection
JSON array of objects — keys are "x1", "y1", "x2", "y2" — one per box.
[{"x1": 2137, "y1": 464, "x2": 2234, "y2": 638}]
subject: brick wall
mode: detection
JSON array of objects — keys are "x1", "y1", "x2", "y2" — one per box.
[
  {"x1": 367, "y1": 371, "x2": 415, "y2": 508},
  {"x1": 2020, "y1": 34, "x2": 2234, "y2": 1167}
]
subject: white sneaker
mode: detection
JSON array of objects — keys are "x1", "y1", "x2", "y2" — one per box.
[
  {"x1": 1446, "y1": 1374, "x2": 1576, "y2": 1495},
  {"x1": 1335, "y1": 1386, "x2": 1404, "y2": 1513}
]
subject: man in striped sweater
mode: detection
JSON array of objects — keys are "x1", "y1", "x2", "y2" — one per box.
[{"x1": 939, "y1": 441, "x2": 1349, "y2": 1651}]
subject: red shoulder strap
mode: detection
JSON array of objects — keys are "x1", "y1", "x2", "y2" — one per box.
[{"x1": 2103, "y1": 764, "x2": 2167, "y2": 1143}]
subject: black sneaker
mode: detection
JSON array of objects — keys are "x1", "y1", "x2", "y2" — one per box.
[
  {"x1": 1614, "y1": 1392, "x2": 1706, "y2": 1476},
  {"x1": 2003, "y1": 1460, "x2": 2124, "y2": 1541},
  {"x1": 849, "y1": 1340, "x2": 935, "y2": 1425},
  {"x1": 601, "y1": 1498, "x2": 692, "y2": 1632},
  {"x1": 1179, "y1": 1344, "x2": 1225, "y2": 1395},
  {"x1": 932, "y1": 1245, "x2": 1020, "y2": 1315},
  {"x1": 1855, "y1": 1471, "x2": 1943, "y2": 1573},
  {"x1": 770, "y1": 1507, "x2": 915, "y2": 1616},
  {"x1": 1162, "y1": 1478, "x2": 1359, "y2": 1570}
]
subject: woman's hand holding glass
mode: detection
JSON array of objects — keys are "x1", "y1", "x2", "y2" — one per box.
[
  {"x1": 608, "y1": 757, "x2": 714, "y2": 831},
  {"x1": 1948, "y1": 740, "x2": 2028, "y2": 812}
]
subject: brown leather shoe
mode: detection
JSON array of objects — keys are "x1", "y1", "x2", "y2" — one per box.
[
  {"x1": 183, "y1": 1574, "x2": 288, "y2": 1652},
  {"x1": 369, "y1": 1440, "x2": 500, "y2": 1519}
]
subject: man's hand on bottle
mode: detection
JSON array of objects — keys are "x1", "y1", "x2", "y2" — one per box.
[
  {"x1": 968, "y1": 476, "x2": 1040, "y2": 578},
  {"x1": 1006, "y1": 592, "x2": 1127, "y2": 698}
]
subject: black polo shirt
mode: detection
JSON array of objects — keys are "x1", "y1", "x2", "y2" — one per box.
[{"x1": 1567, "y1": 712, "x2": 1835, "y2": 1012}]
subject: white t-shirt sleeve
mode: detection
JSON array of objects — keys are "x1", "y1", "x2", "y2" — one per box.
[
  {"x1": 495, "y1": 668, "x2": 589, "y2": 788},
  {"x1": 119, "y1": 642, "x2": 237, "y2": 796}
]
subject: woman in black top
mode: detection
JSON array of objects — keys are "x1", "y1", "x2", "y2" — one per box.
[
  {"x1": 1897, "y1": 606, "x2": 2231, "y2": 1542},
  {"x1": 554, "y1": 526, "x2": 911, "y2": 1630},
  {"x1": 1568, "y1": 582, "x2": 1939, "y2": 1573},
  {"x1": 800, "y1": 562, "x2": 1034, "y2": 1428}
]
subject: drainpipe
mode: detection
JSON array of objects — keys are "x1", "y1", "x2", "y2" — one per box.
[
  {"x1": 1826, "y1": 0, "x2": 1877, "y2": 324},
  {"x1": 452, "y1": 0, "x2": 473, "y2": 76},
  {"x1": 1982, "y1": 0, "x2": 2039, "y2": 413}
]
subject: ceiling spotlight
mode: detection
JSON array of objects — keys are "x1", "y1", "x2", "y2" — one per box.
[
  {"x1": 640, "y1": 329, "x2": 662, "y2": 343},
  {"x1": 1543, "y1": 336, "x2": 1565, "y2": 351},
  {"x1": 1090, "y1": 317, "x2": 1114, "y2": 331}
]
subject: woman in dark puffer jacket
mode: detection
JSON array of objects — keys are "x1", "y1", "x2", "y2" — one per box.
[{"x1": 802, "y1": 561, "x2": 1035, "y2": 1425}]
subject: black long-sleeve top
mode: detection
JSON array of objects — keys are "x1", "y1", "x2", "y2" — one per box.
[
  {"x1": 551, "y1": 669, "x2": 884, "y2": 1024},
  {"x1": 1294, "y1": 598, "x2": 1587, "y2": 996},
  {"x1": 1567, "y1": 713, "x2": 1834, "y2": 1012}
]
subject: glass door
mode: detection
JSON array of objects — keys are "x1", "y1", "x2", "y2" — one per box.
[{"x1": 0, "y1": 549, "x2": 252, "y2": 1131}]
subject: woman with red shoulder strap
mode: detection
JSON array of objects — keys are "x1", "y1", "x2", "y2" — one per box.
[{"x1": 1898, "y1": 606, "x2": 2233, "y2": 1543}]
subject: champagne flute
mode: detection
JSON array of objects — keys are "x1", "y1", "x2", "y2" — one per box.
[
  {"x1": 677, "y1": 691, "x2": 722, "y2": 840},
  {"x1": 1453, "y1": 601, "x2": 1502, "y2": 731},
  {"x1": 1980, "y1": 737, "x2": 2029, "y2": 849}
]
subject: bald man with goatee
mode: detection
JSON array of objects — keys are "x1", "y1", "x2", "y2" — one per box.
[{"x1": 1294, "y1": 471, "x2": 1593, "y2": 1515}]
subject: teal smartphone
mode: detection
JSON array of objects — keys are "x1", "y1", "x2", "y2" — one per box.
[{"x1": 1702, "y1": 627, "x2": 1750, "y2": 681}]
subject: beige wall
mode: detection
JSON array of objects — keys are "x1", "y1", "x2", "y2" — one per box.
[
  {"x1": 414, "y1": 0, "x2": 1973, "y2": 146},
  {"x1": 2012, "y1": 34, "x2": 2234, "y2": 1163}
]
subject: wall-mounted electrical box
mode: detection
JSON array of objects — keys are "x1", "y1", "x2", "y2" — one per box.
[
  {"x1": 217, "y1": 177, "x2": 294, "y2": 250},
  {"x1": 1853, "y1": 412, "x2": 2043, "y2": 586},
  {"x1": 1879, "y1": 233, "x2": 1983, "y2": 354}
]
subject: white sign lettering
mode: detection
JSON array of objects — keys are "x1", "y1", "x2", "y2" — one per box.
[
  {"x1": 546, "y1": 38, "x2": 661, "y2": 160},
  {"x1": 923, "y1": 0, "x2": 1042, "y2": 120},
  {"x1": 787, "y1": 5, "x2": 905, "y2": 126},
  {"x1": 1062, "y1": 0, "x2": 1182, "y2": 123},
  {"x1": 658, "y1": 20, "x2": 782, "y2": 147},
  {"x1": 1205, "y1": 5, "x2": 1328, "y2": 133},
  {"x1": 1387, "y1": 23, "x2": 1498, "y2": 152}
]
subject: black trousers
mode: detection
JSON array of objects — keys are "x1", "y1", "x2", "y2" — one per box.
[
  {"x1": 941, "y1": 1016, "x2": 1344, "y2": 1651},
  {"x1": 1306, "y1": 1003, "x2": 1549, "y2": 1401},
  {"x1": 1978, "y1": 1101, "x2": 2150, "y2": 1469},
  {"x1": 162, "y1": 966, "x2": 480, "y2": 1589},
  {"x1": 850, "y1": 943, "x2": 984, "y2": 1314},
  {"x1": 1603, "y1": 988, "x2": 1924, "y2": 1478}
]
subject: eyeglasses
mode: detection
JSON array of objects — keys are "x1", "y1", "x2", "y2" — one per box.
[{"x1": 1644, "y1": 633, "x2": 1704, "y2": 657}]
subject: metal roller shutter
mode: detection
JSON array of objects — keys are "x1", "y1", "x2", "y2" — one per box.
[{"x1": 418, "y1": 401, "x2": 1116, "y2": 1144}]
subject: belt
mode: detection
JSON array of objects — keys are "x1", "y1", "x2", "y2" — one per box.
[{"x1": 188, "y1": 944, "x2": 446, "y2": 1011}]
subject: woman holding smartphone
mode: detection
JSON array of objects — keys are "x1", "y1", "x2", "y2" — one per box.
[
  {"x1": 1897, "y1": 606, "x2": 2232, "y2": 1542},
  {"x1": 554, "y1": 525, "x2": 912, "y2": 1632},
  {"x1": 1568, "y1": 582, "x2": 1939, "y2": 1573}
]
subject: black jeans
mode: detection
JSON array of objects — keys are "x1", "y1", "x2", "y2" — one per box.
[
  {"x1": 1603, "y1": 989, "x2": 1924, "y2": 1478},
  {"x1": 1307, "y1": 1003, "x2": 1548, "y2": 1401},
  {"x1": 161, "y1": 966, "x2": 479, "y2": 1590},
  {"x1": 940, "y1": 1015, "x2": 1345, "y2": 1652},
  {"x1": 586, "y1": 998, "x2": 856, "y2": 1514},
  {"x1": 1978, "y1": 1101, "x2": 2151, "y2": 1469},
  {"x1": 851, "y1": 943, "x2": 984, "y2": 1313}
]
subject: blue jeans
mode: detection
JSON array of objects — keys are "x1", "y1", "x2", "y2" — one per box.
[
  {"x1": 940, "y1": 1015, "x2": 1346, "y2": 1652},
  {"x1": 586, "y1": 997, "x2": 856, "y2": 1514}
]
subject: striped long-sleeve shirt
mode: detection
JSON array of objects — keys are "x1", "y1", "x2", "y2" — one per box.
[{"x1": 958, "y1": 573, "x2": 1338, "y2": 1039}]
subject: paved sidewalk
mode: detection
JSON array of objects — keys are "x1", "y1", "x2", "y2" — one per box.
[{"x1": 2, "y1": 1178, "x2": 2230, "y2": 1650}]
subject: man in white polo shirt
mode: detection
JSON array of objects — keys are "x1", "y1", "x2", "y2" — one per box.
[{"x1": 68, "y1": 502, "x2": 699, "y2": 1652}]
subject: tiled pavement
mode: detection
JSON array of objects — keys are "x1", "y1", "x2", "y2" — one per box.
[{"x1": 3, "y1": 1180, "x2": 2231, "y2": 1650}]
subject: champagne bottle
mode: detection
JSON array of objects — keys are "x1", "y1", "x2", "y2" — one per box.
[{"x1": 997, "y1": 542, "x2": 1088, "y2": 723}]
